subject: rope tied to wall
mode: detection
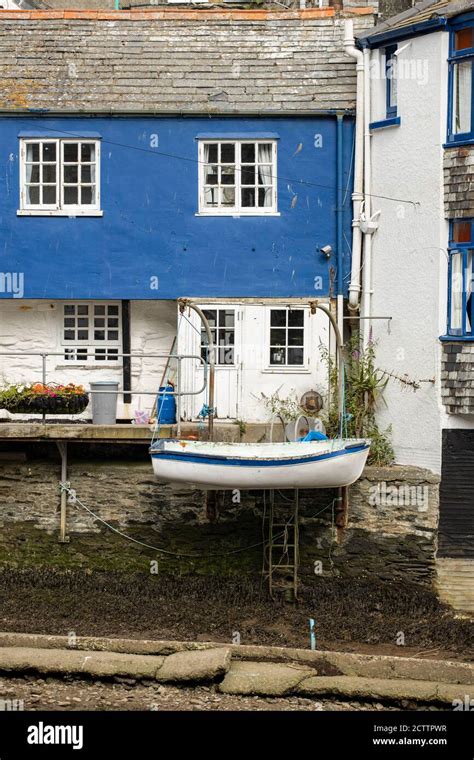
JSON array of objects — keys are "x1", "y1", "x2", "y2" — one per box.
[{"x1": 58, "y1": 481, "x2": 337, "y2": 562}]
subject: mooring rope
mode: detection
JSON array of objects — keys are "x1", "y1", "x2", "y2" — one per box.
[{"x1": 59, "y1": 482, "x2": 336, "y2": 561}]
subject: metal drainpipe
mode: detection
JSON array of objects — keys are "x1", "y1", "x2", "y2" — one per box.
[
  {"x1": 336, "y1": 113, "x2": 344, "y2": 334},
  {"x1": 177, "y1": 298, "x2": 216, "y2": 442},
  {"x1": 361, "y1": 46, "x2": 373, "y2": 343},
  {"x1": 343, "y1": 20, "x2": 365, "y2": 317}
]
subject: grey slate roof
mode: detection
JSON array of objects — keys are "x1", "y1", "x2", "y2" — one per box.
[
  {"x1": 34, "y1": 1, "x2": 115, "y2": 7},
  {"x1": 358, "y1": 0, "x2": 474, "y2": 43},
  {"x1": 0, "y1": 11, "x2": 373, "y2": 114}
]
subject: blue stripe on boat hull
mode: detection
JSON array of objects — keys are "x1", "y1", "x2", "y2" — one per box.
[{"x1": 150, "y1": 444, "x2": 369, "y2": 468}]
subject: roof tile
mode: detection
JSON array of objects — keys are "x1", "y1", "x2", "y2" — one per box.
[{"x1": 0, "y1": 10, "x2": 374, "y2": 113}]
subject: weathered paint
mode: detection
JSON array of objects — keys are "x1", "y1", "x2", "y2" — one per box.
[
  {"x1": 368, "y1": 33, "x2": 448, "y2": 473},
  {"x1": 0, "y1": 299, "x2": 176, "y2": 420},
  {"x1": 0, "y1": 116, "x2": 354, "y2": 300},
  {"x1": 0, "y1": 298, "x2": 330, "y2": 422},
  {"x1": 368, "y1": 31, "x2": 474, "y2": 474},
  {"x1": 178, "y1": 300, "x2": 329, "y2": 421}
]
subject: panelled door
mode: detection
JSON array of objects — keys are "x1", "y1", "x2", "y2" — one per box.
[{"x1": 177, "y1": 304, "x2": 242, "y2": 420}]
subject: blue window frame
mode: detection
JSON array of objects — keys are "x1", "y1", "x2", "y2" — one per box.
[
  {"x1": 385, "y1": 45, "x2": 398, "y2": 119},
  {"x1": 447, "y1": 18, "x2": 474, "y2": 143},
  {"x1": 447, "y1": 219, "x2": 474, "y2": 337}
]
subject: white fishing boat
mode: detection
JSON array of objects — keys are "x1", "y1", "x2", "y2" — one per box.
[{"x1": 150, "y1": 438, "x2": 370, "y2": 490}]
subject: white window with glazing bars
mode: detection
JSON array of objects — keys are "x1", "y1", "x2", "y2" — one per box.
[
  {"x1": 61, "y1": 302, "x2": 121, "y2": 363},
  {"x1": 19, "y1": 139, "x2": 102, "y2": 216},
  {"x1": 198, "y1": 140, "x2": 278, "y2": 216}
]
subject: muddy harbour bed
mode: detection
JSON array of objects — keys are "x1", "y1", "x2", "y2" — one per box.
[{"x1": 0, "y1": 570, "x2": 471, "y2": 661}]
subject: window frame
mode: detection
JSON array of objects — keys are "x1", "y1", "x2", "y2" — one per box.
[
  {"x1": 447, "y1": 19, "x2": 474, "y2": 144},
  {"x1": 197, "y1": 139, "x2": 278, "y2": 216},
  {"x1": 265, "y1": 306, "x2": 308, "y2": 371},
  {"x1": 60, "y1": 301, "x2": 122, "y2": 364},
  {"x1": 200, "y1": 307, "x2": 236, "y2": 367},
  {"x1": 446, "y1": 220, "x2": 474, "y2": 338},
  {"x1": 19, "y1": 138, "x2": 102, "y2": 216},
  {"x1": 385, "y1": 45, "x2": 398, "y2": 120}
]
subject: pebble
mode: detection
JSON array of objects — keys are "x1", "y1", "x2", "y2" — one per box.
[{"x1": 0, "y1": 675, "x2": 432, "y2": 713}]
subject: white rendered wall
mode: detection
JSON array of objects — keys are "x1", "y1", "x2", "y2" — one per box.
[
  {"x1": 0, "y1": 300, "x2": 176, "y2": 421},
  {"x1": 368, "y1": 32, "x2": 449, "y2": 473},
  {"x1": 0, "y1": 298, "x2": 331, "y2": 424}
]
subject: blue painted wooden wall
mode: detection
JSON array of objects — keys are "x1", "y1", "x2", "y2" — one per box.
[{"x1": 0, "y1": 115, "x2": 354, "y2": 299}]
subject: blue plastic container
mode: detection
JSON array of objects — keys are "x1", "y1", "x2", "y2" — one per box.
[{"x1": 157, "y1": 385, "x2": 176, "y2": 424}]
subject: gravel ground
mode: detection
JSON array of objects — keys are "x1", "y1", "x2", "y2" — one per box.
[{"x1": 0, "y1": 675, "x2": 441, "y2": 712}]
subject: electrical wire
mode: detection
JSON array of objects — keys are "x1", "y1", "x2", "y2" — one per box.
[
  {"x1": 60, "y1": 481, "x2": 336, "y2": 560},
  {"x1": 342, "y1": 129, "x2": 355, "y2": 207},
  {"x1": 17, "y1": 119, "x2": 420, "y2": 207}
]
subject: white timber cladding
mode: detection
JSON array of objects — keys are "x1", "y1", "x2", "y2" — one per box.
[
  {"x1": 0, "y1": 15, "x2": 374, "y2": 114},
  {"x1": 178, "y1": 301, "x2": 330, "y2": 421},
  {"x1": 367, "y1": 31, "x2": 449, "y2": 473}
]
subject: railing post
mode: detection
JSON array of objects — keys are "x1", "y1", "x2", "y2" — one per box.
[
  {"x1": 308, "y1": 301, "x2": 344, "y2": 435},
  {"x1": 41, "y1": 353, "x2": 47, "y2": 423},
  {"x1": 0, "y1": 350, "x2": 209, "y2": 423},
  {"x1": 178, "y1": 299, "x2": 215, "y2": 442},
  {"x1": 309, "y1": 300, "x2": 350, "y2": 529},
  {"x1": 176, "y1": 355, "x2": 182, "y2": 438}
]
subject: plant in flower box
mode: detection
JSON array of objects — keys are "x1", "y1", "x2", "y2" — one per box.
[{"x1": 0, "y1": 383, "x2": 89, "y2": 415}]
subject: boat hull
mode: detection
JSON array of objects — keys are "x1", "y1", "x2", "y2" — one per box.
[{"x1": 150, "y1": 440, "x2": 370, "y2": 490}]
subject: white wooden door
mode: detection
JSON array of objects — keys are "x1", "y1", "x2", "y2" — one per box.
[{"x1": 177, "y1": 304, "x2": 241, "y2": 420}]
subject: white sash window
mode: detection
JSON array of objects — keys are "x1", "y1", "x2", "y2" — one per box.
[
  {"x1": 198, "y1": 140, "x2": 277, "y2": 215},
  {"x1": 19, "y1": 138, "x2": 101, "y2": 216}
]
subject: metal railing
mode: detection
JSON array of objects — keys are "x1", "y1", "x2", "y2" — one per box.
[{"x1": 0, "y1": 350, "x2": 210, "y2": 436}]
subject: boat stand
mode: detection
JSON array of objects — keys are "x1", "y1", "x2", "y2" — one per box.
[
  {"x1": 263, "y1": 489, "x2": 299, "y2": 601},
  {"x1": 56, "y1": 441, "x2": 70, "y2": 544}
]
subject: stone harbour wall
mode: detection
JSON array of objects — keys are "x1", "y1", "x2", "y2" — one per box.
[
  {"x1": 0, "y1": 448, "x2": 440, "y2": 587},
  {"x1": 336, "y1": 466, "x2": 440, "y2": 586}
]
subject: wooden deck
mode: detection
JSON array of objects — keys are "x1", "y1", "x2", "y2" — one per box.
[
  {"x1": 0, "y1": 421, "x2": 273, "y2": 444},
  {"x1": 0, "y1": 423, "x2": 163, "y2": 443}
]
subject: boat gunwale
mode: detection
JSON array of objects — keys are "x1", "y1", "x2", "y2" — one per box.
[{"x1": 150, "y1": 442, "x2": 370, "y2": 467}]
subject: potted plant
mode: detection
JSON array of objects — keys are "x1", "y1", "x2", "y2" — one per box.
[
  {"x1": 0, "y1": 383, "x2": 89, "y2": 415},
  {"x1": 258, "y1": 389, "x2": 321, "y2": 441},
  {"x1": 271, "y1": 344, "x2": 285, "y2": 364}
]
